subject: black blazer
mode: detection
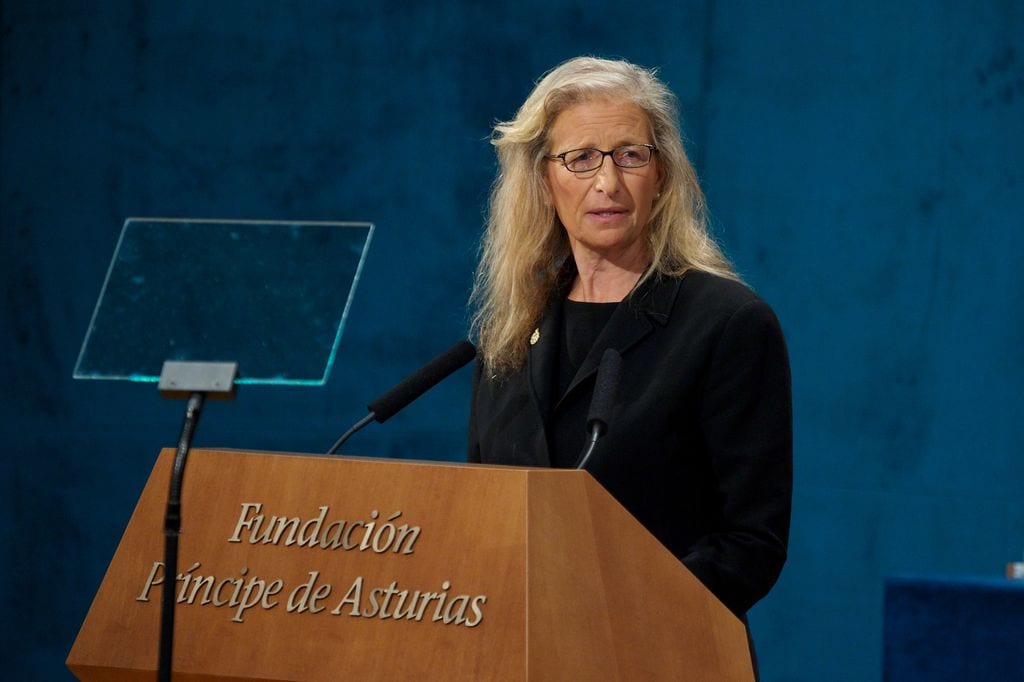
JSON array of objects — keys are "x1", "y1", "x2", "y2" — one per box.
[{"x1": 468, "y1": 270, "x2": 792, "y2": 616}]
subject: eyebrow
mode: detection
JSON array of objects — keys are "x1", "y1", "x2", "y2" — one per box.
[{"x1": 553, "y1": 139, "x2": 650, "y2": 152}]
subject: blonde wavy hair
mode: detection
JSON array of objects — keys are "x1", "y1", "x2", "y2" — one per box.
[{"x1": 470, "y1": 56, "x2": 736, "y2": 375}]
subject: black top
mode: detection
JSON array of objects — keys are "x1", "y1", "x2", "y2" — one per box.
[{"x1": 469, "y1": 270, "x2": 792, "y2": 616}]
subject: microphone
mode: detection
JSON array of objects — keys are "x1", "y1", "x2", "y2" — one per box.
[
  {"x1": 575, "y1": 348, "x2": 622, "y2": 470},
  {"x1": 326, "y1": 340, "x2": 477, "y2": 455}
]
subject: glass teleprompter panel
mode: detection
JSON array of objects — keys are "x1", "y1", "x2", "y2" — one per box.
[{"x1": 73, "y1": 218, "x2": 373, "y2": 386}]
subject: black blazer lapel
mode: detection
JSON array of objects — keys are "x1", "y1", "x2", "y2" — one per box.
[{"x1": 555, "y1": 274, "x2": 682, "y2": 410}]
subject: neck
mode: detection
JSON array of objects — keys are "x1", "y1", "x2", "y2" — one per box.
[{"x1": 568, "y1": 250, "x2": 649, "y2": 303}]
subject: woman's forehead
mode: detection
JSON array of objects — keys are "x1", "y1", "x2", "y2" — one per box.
[{"x1": 548, "y1": 99, "x2": 651, "y2": 149}]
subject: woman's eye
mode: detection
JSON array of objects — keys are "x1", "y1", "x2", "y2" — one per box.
[{"x1": 568, "y1": 149, "x2": 597, "y2": 164}]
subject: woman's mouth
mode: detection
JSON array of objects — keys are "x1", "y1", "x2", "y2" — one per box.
[{"x1": 588, "y1": 207, "x2": 629, "y2": 220}]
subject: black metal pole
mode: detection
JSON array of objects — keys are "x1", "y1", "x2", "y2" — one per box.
[{"x1": 159, "y1": 391, "x2": 205, "y2": 682}]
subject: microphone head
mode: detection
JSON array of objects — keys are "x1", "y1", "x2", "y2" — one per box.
[
  {"x1": 587, "y1": 348, "x2": 622, "y2": 435},
  {"x1": 368, "y1": 340, "x2": 477, "y2": 423}
]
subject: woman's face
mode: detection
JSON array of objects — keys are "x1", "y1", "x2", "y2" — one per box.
[{"x1": 544, "y1": 98, "x2": 662, "y2": 265}]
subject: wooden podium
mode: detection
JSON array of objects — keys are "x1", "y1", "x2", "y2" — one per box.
[{"x1": 67, "y1": 448, "x2": 754, "y2": 681}]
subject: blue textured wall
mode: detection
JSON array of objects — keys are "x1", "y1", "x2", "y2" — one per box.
[{"x1": 2, "y1": 2, "x2": 1022, "y2": 680}]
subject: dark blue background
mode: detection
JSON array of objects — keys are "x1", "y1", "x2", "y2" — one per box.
[{"x1": 3, "y1": 2, "x2": 1022, "y2": 680}]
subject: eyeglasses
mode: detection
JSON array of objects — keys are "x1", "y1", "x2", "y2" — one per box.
[{"x1": 545, "y1": 144, "x2": 658, "y2": 173}]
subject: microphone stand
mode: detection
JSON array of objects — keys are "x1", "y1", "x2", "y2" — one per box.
[
  {"x1": 160, "y1": 392, "x2": 203, "y2": 682},
  {"x1": 576, "y1": 421, "x2": 604, "y2": 471},
  {"x1": 156, "y1": 361, "x2": 237, "y2": 682},
  {"x1": 575, "y1": 349, "x2": 622, "y2": 470}
]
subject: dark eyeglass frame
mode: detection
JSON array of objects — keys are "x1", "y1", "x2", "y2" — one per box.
[{"x1": 545, "y1": 143, "x2": 658, "y2": 173}]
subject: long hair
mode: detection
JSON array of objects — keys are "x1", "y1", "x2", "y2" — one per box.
[{"x1": 470, "y1": 56, "x2": 736, "y2": 375}]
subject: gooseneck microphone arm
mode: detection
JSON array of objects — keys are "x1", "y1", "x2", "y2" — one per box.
[
  {"x1": 576, "y1": 348, "x2": 622, "y2": 470},
  {"x1": 326, "y1": 413, "x2": 375, "y2": 456},
  {"x1": 326, "y1": 340, "x2": 477, "y2": 455}
]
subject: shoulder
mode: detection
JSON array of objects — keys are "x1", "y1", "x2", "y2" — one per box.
[
  {"x1": 675, "y1": 273, "x2": 790, "y2": 388},
  {"x1": 629, "y1": 270, "x2": 787, "y2": 375},
  {"x1": 663, "y1": 270, "x2": 782, "y2": 335},
  {"x1": 678, "y1": 270, "x2": 762, "y2": 311}
]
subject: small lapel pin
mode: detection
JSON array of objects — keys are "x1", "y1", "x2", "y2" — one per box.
[{"x1": 530, "y1": 328, "x2": 540, "y2": 345}]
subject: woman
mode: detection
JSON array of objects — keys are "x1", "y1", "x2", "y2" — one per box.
[{"x1": 467, "y1": 56, "x2": 792, "y2": 622}]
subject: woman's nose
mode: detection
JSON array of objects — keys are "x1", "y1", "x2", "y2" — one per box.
[{"x1": 592, "y1": 156, "x2": 621, "y2": 194}]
